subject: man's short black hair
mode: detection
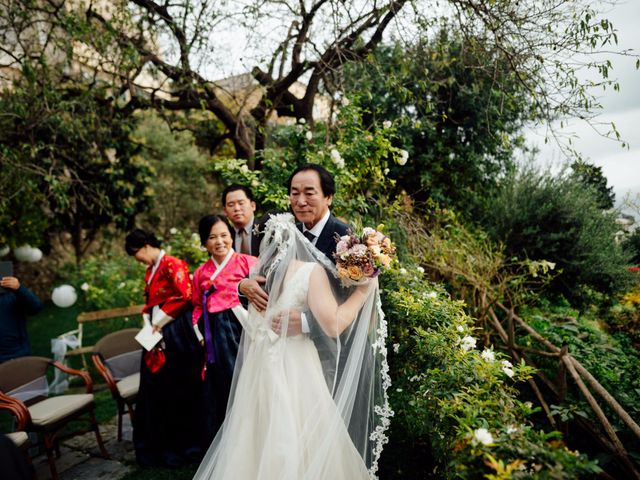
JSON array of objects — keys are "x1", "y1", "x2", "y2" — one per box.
[
  {"x1": 198, "y1": 214, "x2": 232, "y2": 246},
  {"x1": 124, "y1": 229, "x2": 161, "y2": 256},
  {"x1": 286, "y1": 164, "x2": 335, "y2": 197},
  {"x1": 222, "y1": 184, "x2": 254, "y2": 207}
]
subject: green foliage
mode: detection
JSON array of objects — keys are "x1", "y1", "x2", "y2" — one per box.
[
  {"x1": 394, "y1": 206, "x2": 557, "y2": 322},
  {"x1": 380, "y1": 267, "x2": 601, "y2": 479},
  {"x1": 58, "y1": 253, "x2": 147, "y2": 311},
  {"x1": 163, "y1": 228, "x2": 209, "y2": 271},
  {"x1": 342, "y1": 27, "x2": 529, "y2": 215},
  {"x1": 480, "y1": 164, "x2": 634, "y2": 305},
  {"x1": 519, "y1": 303, "x2": 640, "y2": 460},
  {"x1": 625, "y1": 229, "x2": 640, "y2": 265},
  {"x1": 213, "y1": 103, "x2": 405, "y2": 218},
  {"x1": 0, "y1": 61, "x2": 154, "y2": 255},
  {"x1": 57, "y1": 228, "x2": 207, "y2": 312},
  {"x1": 603, "y1": 279, "x2": 640, "y2": 349},
  {"x1": 132, "y1": 113, "x2": 219, "y2": 234},
  {"x1": 570, "y1": 160, "x2": 615, "y2": 210}
]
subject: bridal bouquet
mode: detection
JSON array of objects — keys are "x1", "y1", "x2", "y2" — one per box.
[{"x1": 334, "y1": 226, "x2": 396, "y2": 284}]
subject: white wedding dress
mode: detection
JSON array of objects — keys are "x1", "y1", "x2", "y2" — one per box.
[{"x1": 193, "y1": 262, "x2": 370, "y2": 480}]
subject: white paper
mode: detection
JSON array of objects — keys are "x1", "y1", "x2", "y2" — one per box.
[{"x1": 135, "y1": 324, "x2": 163, "y2": 351}]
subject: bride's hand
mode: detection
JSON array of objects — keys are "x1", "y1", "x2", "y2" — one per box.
[{"x1": 271, "y1": 310, "x2": 302, "y2": 336}]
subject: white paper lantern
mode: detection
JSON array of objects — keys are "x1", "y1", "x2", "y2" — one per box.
[
  {"x1": 14, "y1": 245, "x2": 33, "y2": 262},
  {"x1": 0, "y1": 246, "x2": 9, "y2": 257},
  {"x1": 27, "y1": 247, "x2": 43, "y2": 262},
  {"x1": 51, "y1": 285, "x2": 77, "y2": 308},
  {"x1": 13, "y1": 245, "x2": 43, "y2": 262}
]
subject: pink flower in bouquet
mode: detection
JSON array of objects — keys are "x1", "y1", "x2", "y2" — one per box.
[{"x1": 333, "y1": 226, "x2": 396, "y2": 284}]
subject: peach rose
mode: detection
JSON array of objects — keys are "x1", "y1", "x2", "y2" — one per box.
[{"x1": 347, "y1": 265, "x2": 364, "y2": 280}]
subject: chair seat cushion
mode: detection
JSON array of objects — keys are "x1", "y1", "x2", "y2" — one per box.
[
  {"x1": 28, "y1": 394, "x2": 94, "y2": 427},
  {"x1": 7, "y1": 431, "x2": 29, "y2": 448},
  {"x1": 116, "y1": 372, "x2": 140, "y2": 399}
]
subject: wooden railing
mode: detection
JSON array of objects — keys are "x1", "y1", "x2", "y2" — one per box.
[
  {"x1": 486, "y1": 301, "x2": 640, "y2": 479},
  {"x1": 60, "y1": 305, "x2": 144, "y2": 363}
]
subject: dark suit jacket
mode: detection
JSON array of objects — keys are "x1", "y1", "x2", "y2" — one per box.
[
  {"x1": 230, "y1": 222, "x2": 261, "y2": 257},
  {"x1": 296, "y1": 214, "x2": 350, "y2": 263}
]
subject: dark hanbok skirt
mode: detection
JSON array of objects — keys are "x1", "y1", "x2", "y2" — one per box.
[
  {"x1": 198, "y1": 308, "x2": 243, "y2": 444},
  {"x1": 134, "y1": 309, "x2": 204, "y2": 467}
]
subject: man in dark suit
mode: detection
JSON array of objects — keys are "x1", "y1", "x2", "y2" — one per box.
[
  {"x1": 222, "y1": 184, "x2": 261, "y2": 257},
  {"x1": 239, "y1": 164, "x2": 349, "y2": 318}
]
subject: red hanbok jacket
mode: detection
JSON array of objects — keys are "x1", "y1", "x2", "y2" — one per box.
[{"x1": 143, "y1": 252, "x2": 192, "y2": 327}]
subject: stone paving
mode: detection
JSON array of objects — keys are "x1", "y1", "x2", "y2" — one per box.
[{"x1": 32, "y1": 417, "x2": 135, "y2": 480}]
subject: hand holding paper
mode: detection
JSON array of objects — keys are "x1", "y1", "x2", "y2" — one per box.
[{"x1": 135, "y1": 324, "x2": 163, "y2": 351}]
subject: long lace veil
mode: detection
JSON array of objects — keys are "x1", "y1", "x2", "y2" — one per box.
[{"x1": 194, "y1": 213, "x2": 392, "y2": 479}]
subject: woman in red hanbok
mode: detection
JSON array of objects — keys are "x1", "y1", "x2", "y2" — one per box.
[
  {"x1": 125, "y1": 229, "x2": 203, "y2": 468},
  {"x1": 192, "y1": 215, "x2": 258, "y2": 443}
]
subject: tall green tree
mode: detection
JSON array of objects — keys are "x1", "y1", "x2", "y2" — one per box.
[
  {"x1": 341, "y1": 28, "x2": 531, "y2": 214},
  {"x1": 0, "y1": 62, "x2": 154, "y2": 261},
  {"x1": 480, "y1": 164, "x2": 634, "y2": 304},
  {"x1": 570, "y1": 160, "x2": 616, "y2": 210}
]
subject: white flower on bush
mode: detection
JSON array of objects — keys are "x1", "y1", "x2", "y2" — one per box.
[
  {"x1": 460, "y1": 335, "x2": 477, "y2": 352},
  {"x1": 169, "y1": 227, "x2": 178, "y2": 235},
  {"x1": 456, "y1": 325, "x2": 465, "y2": 332},
  {"x1": 481, "y1": 348, "x2": 495, "y2": 363},
  {"x1": 330, "y1": 149, "x2": 344, "y2": 168},
  {"x1": 425, "y1": 291, "x2": 437, "y2": 299},
  {"x1": 341, "y1": 97, "x2": 350, "y2": 106},
  {"x1": 80, "y1": 282, "x2": 90, "y2": 292},
  {"x1": 392, "y1": 343, "x2": 400, "y2": 353},
  {"x1": 417, "y1": 266, "x2": 425, "y2": 274},
  {"x1": 398, "y1": 149, "x2": 409, "y2": 166},
  {"x1": 117, "y1": 282, "x2": 126, "y2": 289},
  {"x1": 383, "y1": 167, "x2": 390, "y2": 175},
  {"x1": 383, "y1": 120, "x2": 392, "y2": 129},
  {"x1": 191, "y1": 233, "x2": 199, "y2": 241},
  {"x1": 105, "y1": 148, "x2": 117, "y2": 164},
  {"x1": 506, "y1": 425, "x2": 518, "y2": 434},
  {"x1": 240, "y1": 164, "x2": 249, "y2": 173},
  {"x1": 399, "y1": 267, "x2": 407, "y2": 275},
  {"x1": 251, "y1": 179, "x2": 260, "y2": 187},
  {"x1": 298, "y1": 117, "x2": 306, "y2": 124},
  {"x1": 305, "y1": 131, "x2": 313, "y2": 141},
  {"x1": 472, "y1": 428, "x2": 494, "y2": 446},
  {"x1": 502, "y1": 359, "x2": 515, "y2": 378}
]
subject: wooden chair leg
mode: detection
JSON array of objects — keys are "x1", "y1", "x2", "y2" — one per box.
[
  {"x1": 117, "y1": 403, "x2": 123, "y2": 442},
  {"x1": 44, "y1": 433, "x2": 59, "y2": 480},
  {"x1": 89, "y1": 410, "x2": 110, "y2": 459}
]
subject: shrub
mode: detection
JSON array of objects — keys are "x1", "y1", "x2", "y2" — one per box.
[
  {"x1": 479, "y1": 164, "x2": 634, "y2": 306},
  {"x1": 58, "y1": 228, "x2": 208, "y2": 312},
  {"x1": 518, "y1": 303, "x2": 640, "y2": 473},
  {"x1": 380, "y1": 267, "x2": 601, "y2": 479}
]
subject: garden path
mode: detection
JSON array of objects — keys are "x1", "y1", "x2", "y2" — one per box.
[{"x1": 32, "y1": 418, "x2": 134, "y2": 479}]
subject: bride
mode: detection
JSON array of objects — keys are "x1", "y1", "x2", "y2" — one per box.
[{"x1": 193, "y1": 213, "x2": 392, "y2": 480}]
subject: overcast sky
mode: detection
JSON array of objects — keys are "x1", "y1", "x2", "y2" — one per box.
[{"x1": 524, "y1": 0, "x2": 640, "y2": 212}]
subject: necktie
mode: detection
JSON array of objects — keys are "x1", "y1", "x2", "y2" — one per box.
[
  {"x1": 239, "y1": 229, "x2": 250, "y2": 255},
  {"x1": 303, "y1": 231, "x2": 316, "y2": 243}
]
